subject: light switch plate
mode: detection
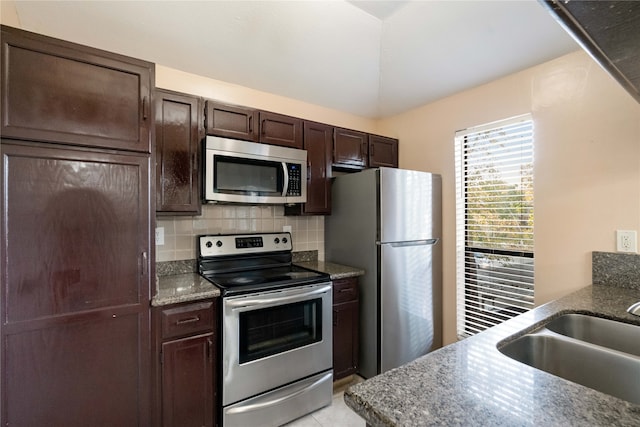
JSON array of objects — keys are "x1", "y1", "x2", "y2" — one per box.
[{"x1": 156, "y1": 227, "x2": 165, "y2": 246}]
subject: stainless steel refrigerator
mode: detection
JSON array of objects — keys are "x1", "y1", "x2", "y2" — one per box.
[{"x1": 325, "y1": 167, "x2": 442, "y2": 379}]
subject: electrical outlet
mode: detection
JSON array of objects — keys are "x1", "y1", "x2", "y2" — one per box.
[
  {"x1": 616, "y1": 230, "x2": 637, "y2": 253},
  {"x1": 156, "y1": 227, "x2": 165, "y2": 246}
]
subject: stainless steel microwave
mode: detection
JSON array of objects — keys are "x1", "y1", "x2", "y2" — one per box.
[{"x1": 204, "y1": 136, "x2": 307, "y2": 204}]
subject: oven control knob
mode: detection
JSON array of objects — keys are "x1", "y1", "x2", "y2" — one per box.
[
  {"x1": 274, "y1": 238, "x2": 280, "y2": 244},
  {"x1": 216, "y1": 240, "x2": 223, "y2": 247},
  {"x1": 205, "y1": 241, "x2": 213, "y2": 248},
  {"x1": 282, "y1": 237, "x2": 288, "y2": 244}
]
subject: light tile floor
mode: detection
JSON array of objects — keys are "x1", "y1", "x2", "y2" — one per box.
[{"x1": 285, "y1": 376, "x2": 366, "y2": 427}]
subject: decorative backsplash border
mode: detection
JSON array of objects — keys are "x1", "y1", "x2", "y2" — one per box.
[{"x1": 592, "y1": 251, "x2": 640, "y2": 290}]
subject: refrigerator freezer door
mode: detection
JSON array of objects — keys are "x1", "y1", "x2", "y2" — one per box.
[
  {"x1": 379, "y1": 168, "x2": 441, "y2": 243},
  {"x1": 380, "y1": 240, "x2": 442, "y2": 373}
]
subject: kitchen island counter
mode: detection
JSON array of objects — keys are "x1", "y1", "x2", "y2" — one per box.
[{"x1": 345, "y1": 284, "x2": 640, "y2": 426}]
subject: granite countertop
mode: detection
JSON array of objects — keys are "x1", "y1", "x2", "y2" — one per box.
[
  {"x1": 152, "y1": 258, "x2": 362, "y2": 306},
  {"x1": 345, "y1": 284, "x2": 640, "y2": 426},
  {"x1": 295, "y1": 260, "x2": 365, "y2": 280},
  {"x1": 152, "y1": 273, "x2": 220, "y2": 307}
]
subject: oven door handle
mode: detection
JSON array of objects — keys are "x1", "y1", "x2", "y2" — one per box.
[
  {"x1": 225, "y1": 284, "x2": 332, "y2": 309},
  {"x1": 225, "y1": 371, "x2": 333, "y2": 415}
]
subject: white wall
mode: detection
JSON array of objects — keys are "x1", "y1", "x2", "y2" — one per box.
[{"x1": 378, "y1": 50, "x2": 640, "y2": 344}]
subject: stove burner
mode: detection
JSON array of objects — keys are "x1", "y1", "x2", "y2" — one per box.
[{"x1": 226, "y1": 277, "x2": 264, "y2": 285}]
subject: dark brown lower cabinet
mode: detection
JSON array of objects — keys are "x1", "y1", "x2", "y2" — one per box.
[
  {"x1": 154, "y1": 299, "x2": 217, "y2": 427},
  {"x1": 162, "y1": 334, "x2": 215, "y2": 427},
  {"x1": 332, "y1": 278, "x2": 360, "y2": 380},
  {"x1": 1, "y1": 141, "x2": 151, "y2": 426}
]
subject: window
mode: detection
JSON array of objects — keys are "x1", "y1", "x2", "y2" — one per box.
[{"x1": 455, "y1": 115, "x2": 534, "y2": 339}]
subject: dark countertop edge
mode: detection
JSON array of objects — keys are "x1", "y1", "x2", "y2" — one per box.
[
  {"x1": 295, "y1": 260, "x2": 365, "y2": 280},
  {"x1": 344, "y1": 284, "x2": 640, "y2": 426}
]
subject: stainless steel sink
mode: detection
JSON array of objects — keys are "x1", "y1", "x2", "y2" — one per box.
[
  {"x1": 545, "y1": 314, "x2": 640, "y2": 357},
  {"x1": 498, "y1": 314, "x2": 640, "y2": 404}
]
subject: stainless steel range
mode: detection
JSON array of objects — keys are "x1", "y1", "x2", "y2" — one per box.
[{"x1": 198, "y1": 233, "x2": 333, "y2": 427}]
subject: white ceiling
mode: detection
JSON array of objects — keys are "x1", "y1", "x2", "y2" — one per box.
[{"x1": 10, "y1": 0, "x2": 578, "y2": 119}]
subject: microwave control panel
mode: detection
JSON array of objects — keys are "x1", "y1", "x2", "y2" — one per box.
[{"x1": 286, "y1": 163, "x2": 302, "y2": 196}]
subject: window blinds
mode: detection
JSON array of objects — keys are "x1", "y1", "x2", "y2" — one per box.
[{"x1": 455, "y1": 115, "x2": 534, "y2": 339}]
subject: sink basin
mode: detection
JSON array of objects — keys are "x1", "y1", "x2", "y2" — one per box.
[
  {"x1": 545, "y1": 314, "x2": 640, "y2": 357},
  {"x1": 498, "y1": 314, "x2": 640, "y2": 404}
]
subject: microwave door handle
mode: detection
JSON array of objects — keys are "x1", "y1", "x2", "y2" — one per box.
[{"x1": 281, "y1": 162, "x2": 289, "y2": 197}]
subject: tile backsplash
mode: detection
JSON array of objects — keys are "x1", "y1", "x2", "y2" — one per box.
[{"x1": 156, "y1": 205, "x2": 324, "y2": 262}]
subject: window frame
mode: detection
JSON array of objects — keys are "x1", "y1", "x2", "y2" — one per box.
[{"x1": 455, "y1": 114, "x2": 535, "y2": 339}]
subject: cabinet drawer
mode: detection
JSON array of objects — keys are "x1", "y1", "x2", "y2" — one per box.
[
  {"x1": 333, "y1": 278, "x2": 359, "y2": 304},
  {"x1": 161, "y1": 301, "x2": 214, "y2": 340}
]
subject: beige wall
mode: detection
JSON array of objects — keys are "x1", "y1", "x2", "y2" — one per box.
[
  {"x1": 378, "y1": 50, "x2": 640, "y2": 344},
  {"x1": 0, "y1": 1, "x2": 20, "y2": 27},
  {"x1": 156, "y1": 65, "x2": 378, "y2": 134}
]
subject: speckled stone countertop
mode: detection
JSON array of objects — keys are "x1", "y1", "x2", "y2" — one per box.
[
  {"x1": 295, "y1": 261, "x2": 365, "y2": 280},
  {"x1": 345, "y1": 284, "x2": 640, "y2": 426},
  {"x1": 152, "y1": 253, "x2": 361, "y2": 306},
  {"x1": 152, "y1": 273, "x2": 220, "y2": 307}
]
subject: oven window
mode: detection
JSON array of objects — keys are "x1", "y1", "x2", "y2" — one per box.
[
  {"x1": 239, "y1": 298, "x2": 322, "y2": 364},
  {"x1": 215, "y1": 156, "x2": 282, "y2": 195}
]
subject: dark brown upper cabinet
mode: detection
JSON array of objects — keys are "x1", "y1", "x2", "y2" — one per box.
[
  {"x1": 333, "y1": 128, "x2": 368, "y2": 170},
  {"x1": 155, "y1": 89, "x2": 202, "y2": 216},
  {"x1": 368, "y1": 135, "x2": 399, "y2": 168},
  {"x1": 205, "y1": 99, "x2": 259, "y2": 141},
  {"x1": 0, "y1": 25, "x2": 153, "y2": 153},
  {"x1": 204, "y1": 100, "x2": 303, "y2": 149},
  {"x1": 258, "y1": 111, "x2": 303, "y2": 149},
  {"x1": 286, "y1": 121, "x2": 333, "y2": 216}
]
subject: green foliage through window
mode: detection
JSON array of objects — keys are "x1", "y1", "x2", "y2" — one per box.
[{"x1": 455, "y1": 115, "x2": 534, "y2": 338}]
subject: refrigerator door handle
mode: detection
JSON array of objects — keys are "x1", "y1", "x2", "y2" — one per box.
[{"x1": 377, "y1": 238, "x2": 439, "y2": 247}]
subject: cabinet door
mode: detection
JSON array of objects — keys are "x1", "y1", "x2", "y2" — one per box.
[
  {"x1": 300, "y1": 121, "x2": 332, "y2": 214},
  {"x1": 155, "y1": 89, "x2": 202, "y2": 215},
  {"x1": 0, "y1": 25, "x2": 153, "y2": 153},
  {"x1": 205, "y1": 100, "x2": 258, "y2": 141},
  {"x1": 162, "y1": 334, "x2": 215, "y2": 427},
  {"x1": 332, "y1": 277, "x2": 359, "y2": 305},
  {"x1": 259, "y1": 111, "x2": 303, "y2": 149},
  {"x1": 369, "y1": 135, "x2": 399, "y2": 168},
  {"x1": 333, "y1": 300, "x2": 359, "y2": 380},
  {"x1": 1, "y1": 142, "x2": 151, "y2": 426},
  {"x1": 333, "y1": 128, "x2": 368, "y2": 170}
]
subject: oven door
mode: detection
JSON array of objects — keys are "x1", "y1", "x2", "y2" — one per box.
[{"x1": 222, "y1": 283, "x2": 332, "y2": 406}]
